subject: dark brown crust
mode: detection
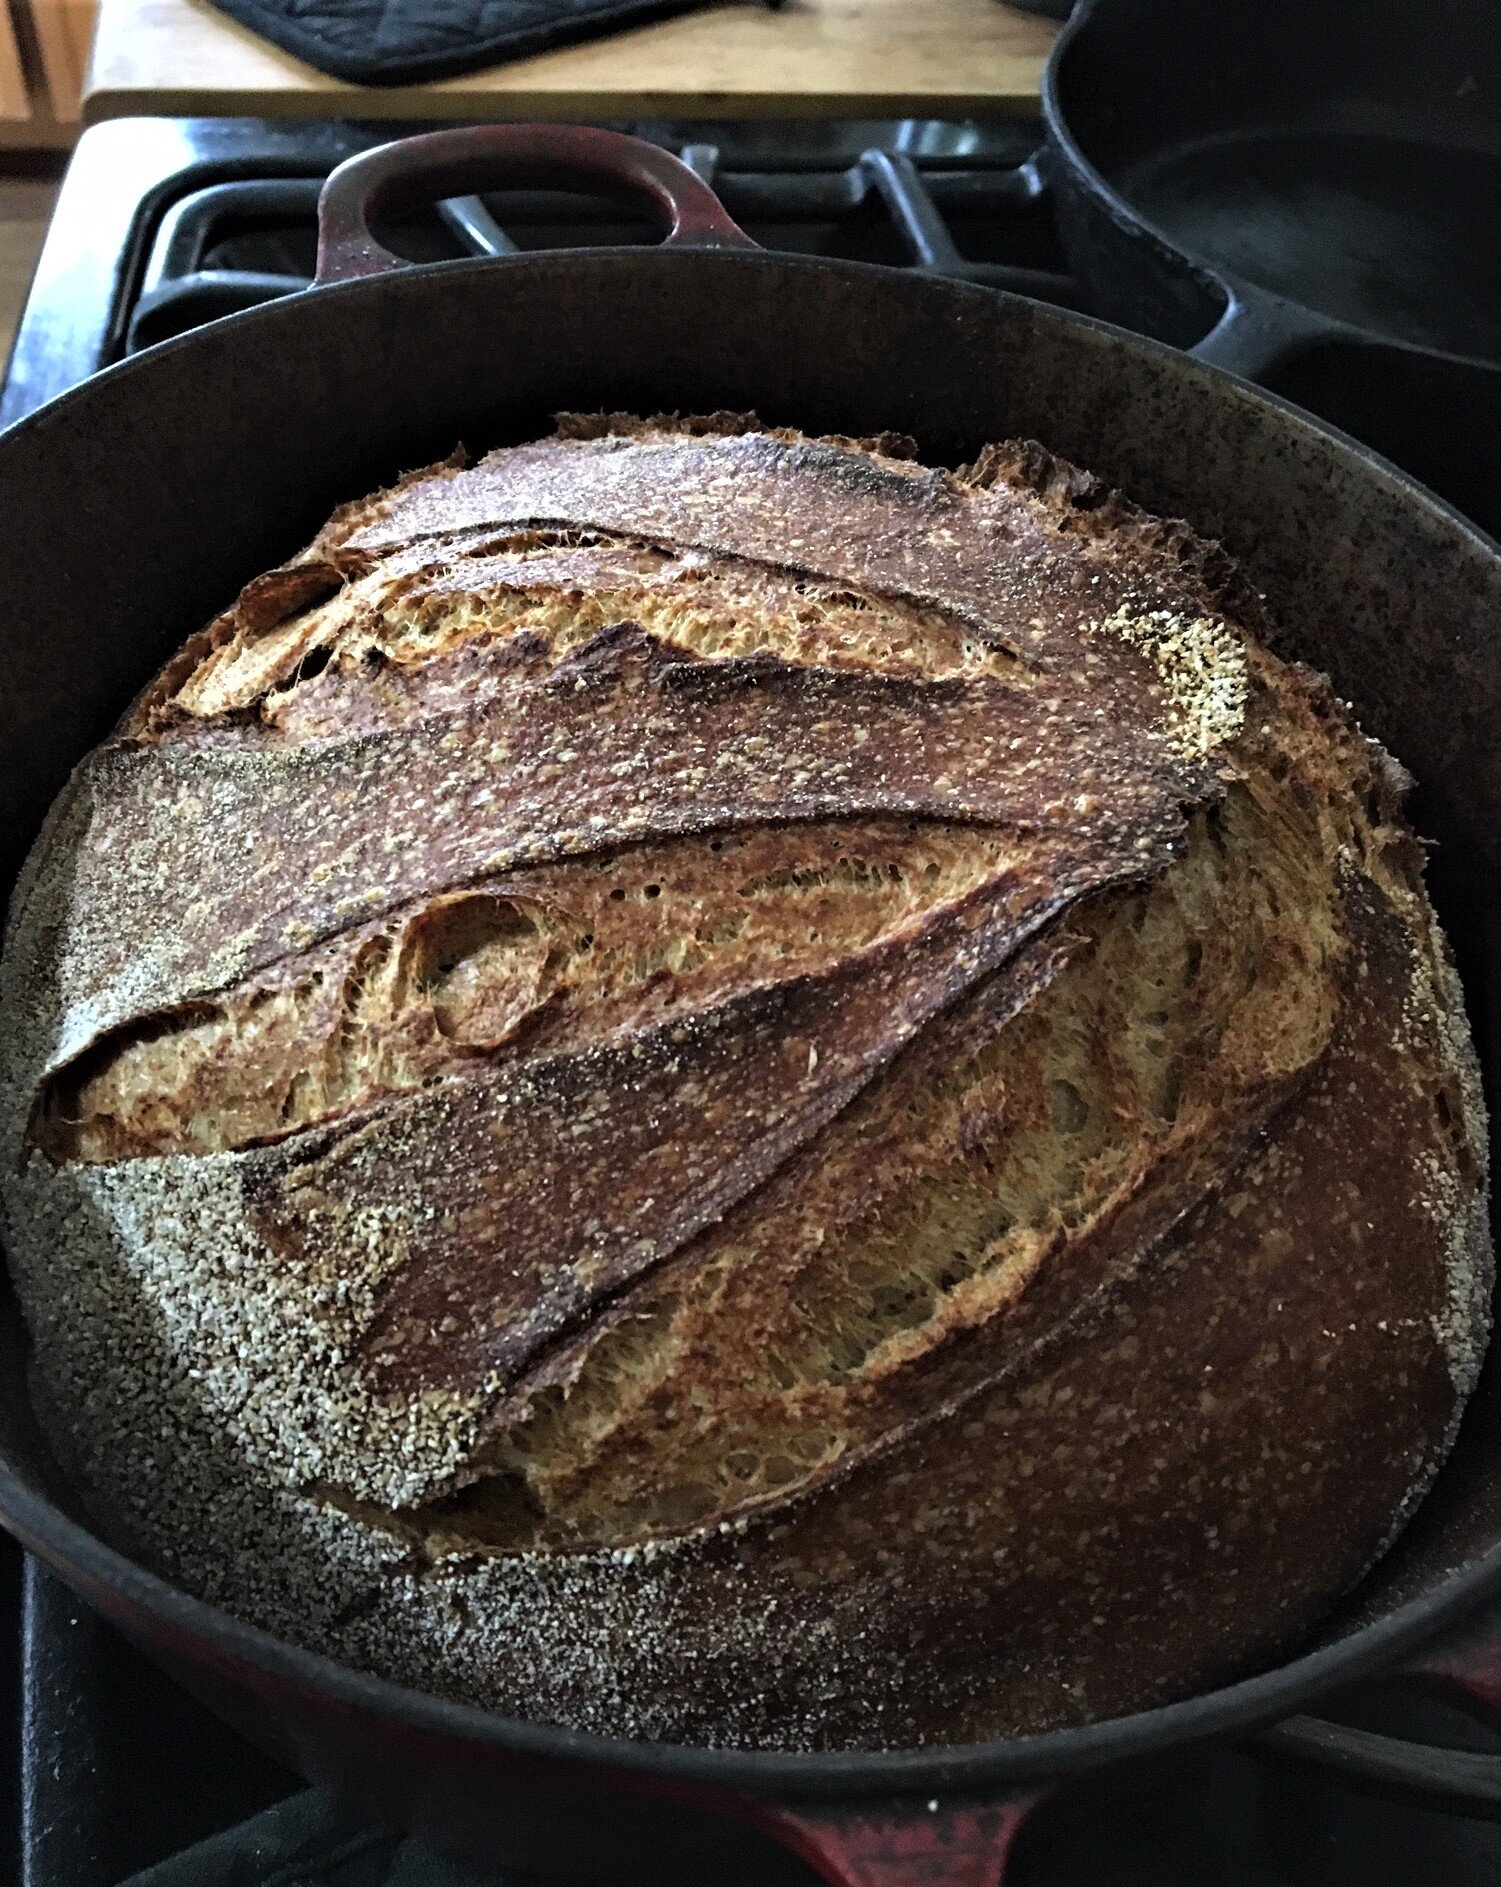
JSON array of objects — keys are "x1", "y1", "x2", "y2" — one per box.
[
  {"x1": 249, "y1": 844, "x2": 1126, "y2": 1404},
  {"x1": 0, "y1": 416, "x2": 1488, "y2": 1752},
  {"x1": 343, "y1": 426, "x2": 1235, "y2": 675},
  {"x1": 32, "y1": 622, "x2": 1210, "y2": 1078},
  {"x1": 296, "y1": 862, "x2": 1483, "y2": 1749},
  {"x1": 701, "y1": 872, "x2": 1469, "y2": 1738}
]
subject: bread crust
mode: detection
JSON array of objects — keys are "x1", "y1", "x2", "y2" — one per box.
[{"x1": 0, "y1": 417, "x2": 1488, "y2": 1750}]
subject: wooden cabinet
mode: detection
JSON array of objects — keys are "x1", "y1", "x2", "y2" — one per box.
[
  {"x1": 28, "y1": 0, "x2": 92, "y2": 121},
  {"x1": 2, "y1": 0, "x2": 96, "y2": 139},
  {"x1": 0, "y1": 1, "x2": 30, "y2": 120}
]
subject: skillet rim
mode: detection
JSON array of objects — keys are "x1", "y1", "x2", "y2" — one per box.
[{"x1": 0, "y1": 244, "x2": 1496, "y2": 1800}]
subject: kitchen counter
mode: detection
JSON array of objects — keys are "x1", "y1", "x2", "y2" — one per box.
[{"x1": 83, "y1": 0, "x2": 1056, "y2": 125}]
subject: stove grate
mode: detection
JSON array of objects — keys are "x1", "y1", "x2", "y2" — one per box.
[{"x1": 123, "y1": 136, "x2": 1088, "y2": 356}]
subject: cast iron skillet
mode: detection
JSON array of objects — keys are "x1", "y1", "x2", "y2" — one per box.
[
  {"x1": 0, "y1": 125, "x2": 1500, "y2": 1887},
  {"x1": 1042, "y1": 0, "x2": 1501, "y2": 536}
]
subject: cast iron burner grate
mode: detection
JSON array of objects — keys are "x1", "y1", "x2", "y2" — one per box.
[
  {"x1": 0, "y1": 117, "x2": 1096, "y2": 427},
  {"x1": 120, "y1": 134, "x2": 1087, "y2": 356},
  {"x1": 4, "y1": 114, "x2": 1501, "y2": 1887}
]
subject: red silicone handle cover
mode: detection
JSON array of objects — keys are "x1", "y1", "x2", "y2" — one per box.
[
  {"x1": 751, "y1": 1797, "x2": 1040, "y2": 1887},
  {"x1": 1401, "y1": 1596, "x2": 1501, "y2": 1725}
]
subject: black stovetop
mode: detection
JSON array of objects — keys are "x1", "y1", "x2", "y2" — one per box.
[{"x1": 3, "y1": 114, "x2": 1501, "y2": 1887}]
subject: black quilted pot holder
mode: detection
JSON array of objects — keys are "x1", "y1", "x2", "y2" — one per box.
[{"x1": 208, "y1": 0, "x2": 783, "y2": 87}]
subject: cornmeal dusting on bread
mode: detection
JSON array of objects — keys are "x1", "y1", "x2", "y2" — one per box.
[
  {"x1": 1409, "y1": 936, "x2": 1492, "y2": 1395},
  {"x1": 1096, "y1": 604, "x2": 1249, "y2": 759},
  {"x1": 0, "y1": 416, "x2": 1488, "y2": 1752}
]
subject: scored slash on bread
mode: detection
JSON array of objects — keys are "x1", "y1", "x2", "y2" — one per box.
[{"x1": 0, "y1": 414, "x2": 1488, "y2": 1750}]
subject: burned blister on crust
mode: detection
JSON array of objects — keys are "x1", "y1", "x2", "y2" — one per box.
[{"x1": 0, "y1": 415, "x2": 1488, "y2": 1753}]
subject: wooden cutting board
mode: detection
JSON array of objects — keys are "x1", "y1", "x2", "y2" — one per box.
[{"x1": 83, "y1": 0, "x2": 1057, "y2": 125}]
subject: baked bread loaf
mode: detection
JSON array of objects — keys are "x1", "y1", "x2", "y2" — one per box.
[{"x1": 0, "y1": 415, "x2": 1489, "y2": 1751}]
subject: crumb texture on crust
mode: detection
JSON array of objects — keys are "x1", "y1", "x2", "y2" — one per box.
[{"x1": 0, "y1": 415, "x2": 1488, "y2": 1750}]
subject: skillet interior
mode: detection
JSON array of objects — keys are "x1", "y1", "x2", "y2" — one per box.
[
  {"x1": 0, "y1": 250, "x2": 1496, "y2": 1792},
  {"x1": 1053, "y1": 0, "x2": 1501, "y2": 257},
  {"x1": 1114, "y1": 128, "x2": 1501, "y2": 359},
  {"x1": 1046, "y1": 0, "x2": 1501, "y2": 539}
]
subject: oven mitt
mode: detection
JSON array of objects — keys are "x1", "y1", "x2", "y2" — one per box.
[{"x1": 205, "y1": 0, "x2": 784, "y2": 87}]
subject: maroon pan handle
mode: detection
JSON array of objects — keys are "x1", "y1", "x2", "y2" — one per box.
[
  {"x1": 749, "y1": 1796, "x2": 1041, "y2": 1887},
  {"x1": 1399, "y1": 1596, "x2": 1501, "y2": 1725},
  {"x1": 315, "y1": 124, "x2": 759, "y2": 285}
]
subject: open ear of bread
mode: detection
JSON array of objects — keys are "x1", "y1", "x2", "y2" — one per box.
[{"x1": 1, "y1": 416, "x2": 1488, "y2": 1751}]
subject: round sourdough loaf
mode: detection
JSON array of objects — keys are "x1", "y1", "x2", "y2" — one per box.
[{"x1": 0, "y1": 416, "x2": 1490, "y2": 1751}]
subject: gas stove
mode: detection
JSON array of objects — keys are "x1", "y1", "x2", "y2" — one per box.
[{"x1": 3, "y1": 112, "x2": 1501, "y2": 1887}]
